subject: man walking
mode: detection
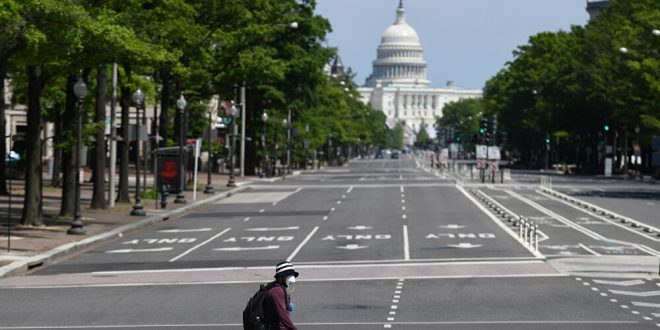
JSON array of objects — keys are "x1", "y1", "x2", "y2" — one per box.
[{"x1": 263, "y1": 261, "x2": 299, "y2": 330}]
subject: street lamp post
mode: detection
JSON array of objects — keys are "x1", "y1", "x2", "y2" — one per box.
[
  {"x1": 204, "y1": 97, "x2": 218, "y2": 194},
  {"x1": 273, "y1": 121, "x2": 278, "y2": 176},
  {"x1": 131, "y1": 89, "x2": 146, "y2": 216},
  {"x1": 68, "y1": 77, "x2": 87, "y2": 235},
  {"x1": 260, "y1": 111, "x2": 268, "y2": 178},
  {"x1": 175, "y1": 94, "x2": 188, "y2": 204},
  {"x1": 286, "y1": 109, "x2": 292, "y2": 175},
  {"x1": 304, "y1": 125, "x2": 309, "y2": 169},
  {"x1": 227, "y1": 101, "x2": 238, "y2": 187},
  {"x1": 282, "y1": 118, "x2": 289, "y2": 177}
]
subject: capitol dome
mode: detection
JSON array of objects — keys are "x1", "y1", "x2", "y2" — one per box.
[{"x1": 365, "y1": 0, "x2": 431, "y2": 88}]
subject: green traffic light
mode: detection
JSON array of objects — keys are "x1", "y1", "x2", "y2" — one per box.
[
  {"x1": 604, "y1": 125, "x2": 610, "y2": 131},
  {"x1": 545, "y1": 138, "x2": 550, "y2": 144},
  {"x1": 479, "y1": 128, "x2": 485, "y2": 134}
]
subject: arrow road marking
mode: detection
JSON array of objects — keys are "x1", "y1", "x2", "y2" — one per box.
[
  {"x1": 448, "y1": 243, "x2": 482, "y2": 249},
  {"x1": 348, "y1": 225, "x2": 373, "y2": 230},
  {"x1": 214, "y1": 246, "x2": 280, "y2": 251},
  {"x1": 593, "y1": 279, "x2": 645, "y2": 286},
  {"x1": 106, "y1": 247, "x2": 173, "y2": 254},
  {"x1": 336, "y1": 244, "x2": 367, "y2": 250},
  {"x1": 245, "y1": 226, "x2": 300, "y2": 232},
  {"x1": 609, "y1": 290, "x2": 660, "y2": 297},
  {"x1": 158, "y1": 228, "x2": 212, "y2": 233},
  {"x1": 439, "y1": 224, "x2": 465, "y2": 229}
]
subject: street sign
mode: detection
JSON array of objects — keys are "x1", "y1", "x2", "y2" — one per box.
[
  {"x1": 222, "y1": 116, "x2": 232, "y2": 125},
  {"x1": 487, "y1": 146, "x2": 501, "y2": 160},
  {"x1": 476, "y1": 145, "x2": 487, "y2": 159}
]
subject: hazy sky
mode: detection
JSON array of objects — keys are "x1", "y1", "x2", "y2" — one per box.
[{"x1": 315, "y1": 0, "x2": 590, "y2": 90}]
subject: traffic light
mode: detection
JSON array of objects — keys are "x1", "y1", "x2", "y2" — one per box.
[
  {"x1": 479, "y1": 118, "x2": 488, "y2": 135},
  {"x1": 604, "y1": 124, "x2": 610, "y2": 132},
  {"x1": 545, "y1": 134, "x2": 550, "y2": 145},
  {"x1": 455, "y1": 129, "x2": 461, "y2": 143}
]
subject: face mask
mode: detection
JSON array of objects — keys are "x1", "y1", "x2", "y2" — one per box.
[{"x1": 286, "y1": 275, "x2": 296, "y2": 293}]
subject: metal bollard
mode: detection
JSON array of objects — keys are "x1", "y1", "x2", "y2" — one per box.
[
  {"x1": 160, "y1": 185, "x2": 169, "y2": 209},
  {"x1": 534, "y1": 226, "x2": 539, "y2": 251}
]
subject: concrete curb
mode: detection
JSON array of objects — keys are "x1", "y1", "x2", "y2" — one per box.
[{"x1": 0, "y1": 183, "x2": 253, "y2": 279}]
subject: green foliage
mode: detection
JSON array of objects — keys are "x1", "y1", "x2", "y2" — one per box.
[{"x1": 482, "y1": 0, "x2": 659, "y2": 169}]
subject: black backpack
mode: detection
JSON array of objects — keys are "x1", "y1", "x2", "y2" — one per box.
[{"x1": 243, "y1": 282, "x2": 276, "y2": 330}]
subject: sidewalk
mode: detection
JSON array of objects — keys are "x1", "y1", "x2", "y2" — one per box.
[{"x1": 0, "y1": 171, "x2": 270, "y2": 278}]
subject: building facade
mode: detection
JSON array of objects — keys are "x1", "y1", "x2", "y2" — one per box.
[
  {"x1": 586, "y1": 0, "x2": 609, "y2": 21},
  {"x1": 357, "y1": 1, "x2": 482, "y2": 145}
]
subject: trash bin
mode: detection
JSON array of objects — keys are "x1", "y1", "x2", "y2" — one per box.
[{"x1": 156, "y1": 146, "x2": 188, "y2": 194}]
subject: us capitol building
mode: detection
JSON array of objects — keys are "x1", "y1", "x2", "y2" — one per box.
[{"x1": 356, "y1": 1, "x2": 482, "y2": 145}]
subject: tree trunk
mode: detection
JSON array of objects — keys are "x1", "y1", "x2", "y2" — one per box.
[
  {"x1": 60, "y1": 75, "x2": 76, "y2": 218},
  {"x1": 21, "y1": 65, "x2": 43, "y2": 226},
  {"x1": 50, "y1": 108, "x2": 62, "y2": 187},
  {"x1": 245, "y1": 89, "x2": 256, "y2": 175},
  {"x1": 0, "y1": 63, "x2": 8, "y2": 195},
  {"x1": 91, "y1": 65, "x2": 107, "y2": 209},
  {"x1": 159, "y1": 70, "x2": 170, "y2": 148},
  {"x1": 116, "y1": 64, "x2": 131, "y2": 203}
]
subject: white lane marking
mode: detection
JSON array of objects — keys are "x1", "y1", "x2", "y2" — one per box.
[
  {"x1": 402, "y1": 214, "x2": 407, "y2": 219},
  {"x1": 243, "y1": 217, "x2": 251, "y2": 222},
  {"x1": 245, "y1": 226, "x2": 300, "y2": 232},
  {"x1": 342, "y1": 195, "x2": 346, "y2": 199},
  {"x1": 259, "y1": 209, "x2": 265, "y2": 213},
  {"x1": 593, "y1": 279, "x2": 645, "y2": 286},
  {"x1": 634, "y1": 302, "x2": 660, "y2": 309},
  {"x1": 6, "y1": 273, "x2": 567, "y2": 290},
  {"x1": 0, "y1": 321, "x2": 641, "y2": 328},
  {"x1": 106, "y1": 247, "x2": 173, "y2": 254},
  {"x1": 401, "y1": 186, "x2": 404, "y2": 193},
  {"x1": 389, "y1": 311, "x2": 396, "y2": 315},
  {"x1": 403, "y1": 225, "x2": 410, "y2": 260},
  {"x1": 540, "y1": 190, "x2": 660, "y2": 243},
  {"x1": 457, "y1": 186, "x2": 544, "y2": 258},
  {"x1": 402, "y1": 206, "x2": 406, "y2": 211},
  {"x1": 323, "y1": 216, "x2": 328, "y2": 221},
  {"x1": 347, "y1": 186, "x2": 354, "y2": 194},
  {"x1": 401, "y1": 199, "x2": 406, "y2": 204},
  {"x1": 158, "y1": 228, "x2": 211, "y2": 233},
  {"x1": 169, "y1": 228, "x2": 231, "y2": 262},
  {"x1": 511, "y1": 190, "x2": 659, "y2": 256},
  {"x1": 272, "y1": 202, "x2": 278, "y2": 206},
  {"x1": 610, "y1": 290, "x2": 660, "y2": 297},
  {"x1": 337, "y1": 200, "x2": 341, "y2": 204},
  {"x1": 331, "y1": 208, "x2": 335, "y2": 212},
  {"x1": 287, "y1": 226, "x2": 319, "y2": 261},
  {"x1": 578, "y1": 244, "x2": 601, "y2": 256},
  {"x1": 214, "y1": 246, "x2": 279, "y2": 252}
]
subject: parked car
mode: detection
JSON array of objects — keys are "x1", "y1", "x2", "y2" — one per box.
[
  {"x1": 391, "y1": 151, "x2": 400, "y2": 159},
  {"x1": 375, "y1": 151, "x2": 384, "y2": 159}
]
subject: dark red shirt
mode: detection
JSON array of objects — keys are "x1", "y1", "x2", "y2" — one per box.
[{"x1": 263, "y1": 283, "x2": 297, "y2": 330}]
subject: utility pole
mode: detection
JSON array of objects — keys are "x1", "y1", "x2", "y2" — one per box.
[{"x1": 240, "y1": 83, "x2": 246, "y2": 177}]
